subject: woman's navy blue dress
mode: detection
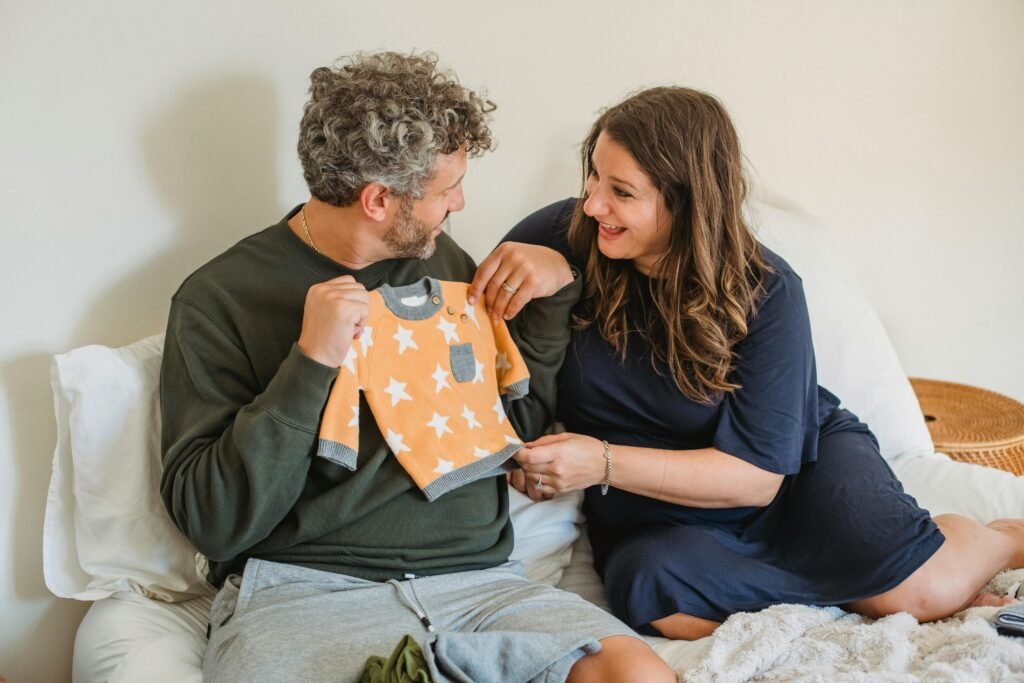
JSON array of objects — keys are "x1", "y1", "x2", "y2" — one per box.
[{"x1": 505, "y1": 198, "x2": 944, "y2": 633}]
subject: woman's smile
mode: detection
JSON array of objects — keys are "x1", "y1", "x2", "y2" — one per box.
[{"x1": 598, "y1": 222, "x2": 627, "y2": 240}]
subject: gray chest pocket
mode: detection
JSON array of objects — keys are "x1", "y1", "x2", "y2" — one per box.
[{"x1": 449, "y1": 343, "x2": 477, "y2": 383}]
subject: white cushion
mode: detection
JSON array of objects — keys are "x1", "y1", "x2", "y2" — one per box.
[
  {"x1": 45, "y1": 336, "x2": 210, "y2": 601},
  {"x1": 508, "y1": 488, "x2": 583, "y2": 586},
  {"x1": 893, "y1": 451, "x2": 1024, "y2": 522},
  {"x1": 749, "y1": 202, "x2": 934, "y2": 461},
  {"x1": 45, "y1": 335, "x2": 581, "y2": 602}
]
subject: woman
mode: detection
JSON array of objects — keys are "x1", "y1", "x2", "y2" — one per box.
[{"x1": 467, "y1": 86, "x2": 1024, "y2": 640}]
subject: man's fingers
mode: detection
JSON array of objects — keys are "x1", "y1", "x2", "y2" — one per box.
[
  {"x1": 508, "y1": 469, "x2": 528, "y2": 494},
  {"x1": 323, "y1": 274, "x2": 357, "y2": 284}
]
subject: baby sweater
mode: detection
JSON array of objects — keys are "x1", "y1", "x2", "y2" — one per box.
[{"x1": 318, "y1": 277, "x2": 530, "y2": 500}]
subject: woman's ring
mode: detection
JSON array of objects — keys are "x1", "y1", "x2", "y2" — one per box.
[
  {"x1": 500, "y1": 281, "x2": 520, "y2": 295},
  {"x1": 534, "y1": 473, "x2": 544, "y2": 489}
]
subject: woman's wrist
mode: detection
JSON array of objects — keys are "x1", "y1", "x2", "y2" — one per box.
[{"x1": 599, "y1": 439, "x2": 613, "y2": 495}]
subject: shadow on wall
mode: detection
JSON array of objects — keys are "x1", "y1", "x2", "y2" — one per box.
[
  {"x1": 75, "y1": 72, "x2": 283, "y2": 346},
  {"x1": 1, "y1": 74, "x2": 282, "y2": 666}
]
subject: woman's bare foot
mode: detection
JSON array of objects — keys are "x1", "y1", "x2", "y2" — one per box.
[
  {"x1": 987, "y1": 518, "x2": 1024, "y2": 568},
  {"x1": 969, "y1": 591, "x2": 1015, "y2": 608}
]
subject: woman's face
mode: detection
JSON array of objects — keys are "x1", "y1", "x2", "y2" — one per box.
[{"x1": 583, "y1": 131, "x2": 673, "y2": 276}]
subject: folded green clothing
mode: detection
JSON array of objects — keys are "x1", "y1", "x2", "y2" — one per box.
[
  {"x1": 996, "y1": 603, "x2": 1024, "y2": 638},
  {"x1": 360, "y1": 634, "x2": 434, "y2": 683}
]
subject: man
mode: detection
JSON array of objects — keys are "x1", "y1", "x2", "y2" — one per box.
[{"x1": 159, "y1": 52, "x2": 673, "y2": 682}]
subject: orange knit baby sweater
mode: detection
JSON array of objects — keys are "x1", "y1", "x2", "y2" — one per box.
[{"x1": 318, "y1": 277, "x2": 530, "y2": 500}]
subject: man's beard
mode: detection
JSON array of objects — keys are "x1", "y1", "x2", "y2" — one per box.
[{"x1": 383, "y1": 200, "x2": 445, "y2": 260}]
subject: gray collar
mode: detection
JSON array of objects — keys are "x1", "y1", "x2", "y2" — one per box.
[{"x1": 378, "y1": 277, "x2": 444, "y2": 320}]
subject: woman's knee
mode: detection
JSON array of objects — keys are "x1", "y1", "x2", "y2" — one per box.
[
  {"x1": 851, "y1": 573, "x2": 942, "y2": 620},
  {"x1": 649, "y1": 612, "x2": 720, "y2": 641},
  {"x1": 849, "y1": 551, "x2": 968, "y2": 622},
  {"x1": 859, "y1": 513, "x2": 1020, "y2": 621},
  {"x1": 602, "y1": 527, "x2": 715, "y2": 629}
]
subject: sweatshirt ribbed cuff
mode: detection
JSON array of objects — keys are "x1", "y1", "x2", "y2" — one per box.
[
  {"x1": 518, "y1": 275, "x2": 583, "y2": 338},
  {"x1": 258, "y1": 344, "x2": 339, "y2": 430}
]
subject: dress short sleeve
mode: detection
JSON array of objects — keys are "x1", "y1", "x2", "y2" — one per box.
[{"x1": 712, "y1": 253, "x2": 821, "y2": 475}]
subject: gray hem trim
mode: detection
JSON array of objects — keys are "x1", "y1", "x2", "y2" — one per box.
[
  {"x1": 422, "y1": 443, "x2": 522, "y2": 502},
  {"x1": 378, "y1": 277, "x2": 444, "y2": 320},
  {"x1": 503, "y1": 378, "x2": 530, "y2": 401},
  {"x1": 317, "y1": 439, "x2": 358, "y2": 470}
]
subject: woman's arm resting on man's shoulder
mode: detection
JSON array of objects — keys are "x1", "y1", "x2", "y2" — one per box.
[
  {"x1": 468, "y1": 242, "x2": 575, "y2": 321},
  {"x1": 513, "y1": 432, "x2": 784, "y2": 508}
]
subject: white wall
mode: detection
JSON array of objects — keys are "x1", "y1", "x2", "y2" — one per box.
[{"x1": 2, "y1": 0, "x2": 1022, "y2": 679}]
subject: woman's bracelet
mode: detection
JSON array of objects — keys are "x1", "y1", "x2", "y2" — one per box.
[{"x1": 600, "y1": 440, "x2": 612, "y2": 496}]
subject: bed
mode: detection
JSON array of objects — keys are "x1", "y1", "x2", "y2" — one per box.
[{"x1": 45, "y1": 203, "x2": 1024, "y2": 681}]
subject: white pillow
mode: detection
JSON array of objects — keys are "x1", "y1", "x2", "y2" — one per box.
[
  {"x1": 748, "y1": 202, "x2": 934, "y2": 461},
  {"x1": 893, "y1": 451, "x2": 1024, "y2": 521},
  {"x1": 44, "y1": 335, "x2": 581, "y2": 601},
  {"x1": 45, "y1": 335, "x2": 209, "y2": 601},
  {"x1": 508, "y1": 488, "x2": 583, "y2": 586}
]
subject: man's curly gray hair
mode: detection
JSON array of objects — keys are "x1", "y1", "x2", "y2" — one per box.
[{"x1": 297, "y1": 51, "x2": 496, "y2": 207}]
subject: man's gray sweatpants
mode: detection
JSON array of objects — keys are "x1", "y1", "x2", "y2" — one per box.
[{"x1": 203, "y1": 558, "x2": 641, "y2": 683}]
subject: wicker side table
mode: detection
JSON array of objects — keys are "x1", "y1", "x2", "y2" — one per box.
[{"x1": 909, "y1": 378, "x2": 1024, "y2": 476}]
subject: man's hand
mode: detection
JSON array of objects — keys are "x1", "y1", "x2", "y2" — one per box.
[
  {"x1": 297, "y1": 275, "x2": 370, "y2": 367},
  {"x1": 468, "y1": 242, "x2": 574, "y2": 321}
]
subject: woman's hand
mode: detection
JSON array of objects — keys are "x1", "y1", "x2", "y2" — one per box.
[
  {"x1": 468, "y1": 242, "x2": 574, "y2": 321},
  {"x1": 511, "y1": 432, "x2": 606, "y2": 501}
]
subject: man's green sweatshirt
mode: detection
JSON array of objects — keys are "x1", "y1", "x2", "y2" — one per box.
[{"x1": 159, "y1": 207, "x2": 580, "y2": 587}]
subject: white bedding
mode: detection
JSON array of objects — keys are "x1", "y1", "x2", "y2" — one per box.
[{"x1": 74, "y1": 451, "x2": 1024, "y2": 682}]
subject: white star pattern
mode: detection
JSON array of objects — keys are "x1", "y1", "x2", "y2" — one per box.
[
  {"x1": 493, "y1": 396, "x2": 506, "y2": 424},
  {"x1": 426, "y1": 412, "x2": 453, "y2": 439},
  {"x1": 504, "y1": 435, "x2": 522, "y2": 445},
  {"x1": 342, "y1": 347, "x2": 357, "y2": 374},
  {"x1": 385, "y1": 428, "x2": 410, "y2": 454},
  {"x1": 473, "y1": 359, "x2": 485, "y2": 384},
  {"x1": 464, "y1": 304, "x2": 481, "y2": 330},
  {"x1": 392, "y1": 325, "x2": 419, "y2": 355},
  {"x1": 495, "y1": 352, "x2": 511, "y2": 374},
  {"x1": 348, "y1": 405, "x2": 359, "y2": 427},
  {"x1": 431, "y1": 364, "x2": 451, "y2": 393},
  {"x1": 437, "y1": 317, "x2": 460, "y2": 344},
  {"x1": 473, "y1": 446, "x2": 490, "y2": 458},
  {"x1": 384, "y1": 377, "x2": 412, "y2": 407},
  {"x1": 359, "y1": 326, "x2": 374, "y2": 356},
  {"x1": 462, "y1": 405, "x2": 481, "y2": 430},
  {"x1": 434, "y1": 458, "x2": 454, "y2": 474}
]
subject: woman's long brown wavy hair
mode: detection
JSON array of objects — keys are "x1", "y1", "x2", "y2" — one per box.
[{"x1": 568, "y1": 87, "x2": 770, "y2": 404}]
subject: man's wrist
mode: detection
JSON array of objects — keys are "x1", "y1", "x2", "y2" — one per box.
[
  {"x1": 259, "y1": 344, "x2": 340, "y2": 429},
  {"x1": 296, "y1": 340, "x2": 340, "y2": 369}
]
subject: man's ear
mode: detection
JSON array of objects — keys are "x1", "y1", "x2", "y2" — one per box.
[{"x1": 359, "y1": 183, "x2": 393, "y2": 222}]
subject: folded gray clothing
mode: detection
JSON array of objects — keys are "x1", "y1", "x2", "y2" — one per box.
[{"x1": 996, "y1": 603, "x2": 1024, "y2": 637}]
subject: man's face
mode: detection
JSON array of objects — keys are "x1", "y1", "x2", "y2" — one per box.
[{"x1": 383, "y1": 148, "x2": 467, "y2": 259}]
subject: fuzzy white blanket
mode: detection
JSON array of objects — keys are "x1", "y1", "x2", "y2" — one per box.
[{"x1": 683, "y1": 570, "x2": 1024, "y2": 682}]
